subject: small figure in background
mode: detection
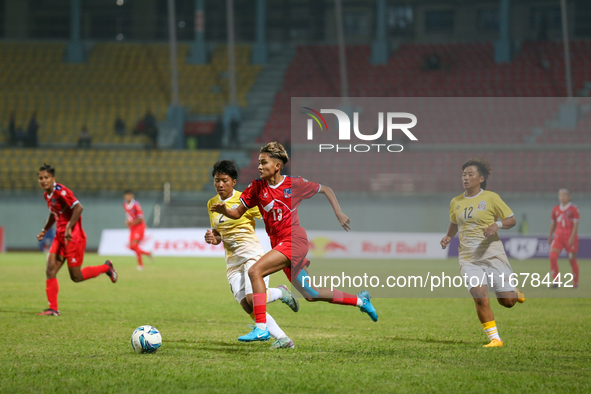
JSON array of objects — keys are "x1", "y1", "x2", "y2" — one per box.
[
  {"x1": 77, "y1": 126, "x2": 92, "y2": 148},
  {"x1": 519, "y1": 214, "x2": 529, "y2": 235},
  {"x1": 115, "y1": 116, "x2": 126, "y2": 137},
  {"x1": 26, "y1": 111, "x2": 39, "y2": 148}
]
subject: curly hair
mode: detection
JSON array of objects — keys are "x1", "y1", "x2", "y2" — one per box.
[
  {"x1": 462, "y1": 158, "x2": 492, "y2": 190},
  {"x1": 260, "y1": 141, "x2": 289, "y2": 166}
]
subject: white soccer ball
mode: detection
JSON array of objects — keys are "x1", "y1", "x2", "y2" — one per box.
[{"x1": 131, "y1": 325, "x2": 162, "y2": 354}]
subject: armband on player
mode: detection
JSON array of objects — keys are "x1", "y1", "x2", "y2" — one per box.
[{"x1": 495, "y1": 220, "x2": 503, "y2": 229}]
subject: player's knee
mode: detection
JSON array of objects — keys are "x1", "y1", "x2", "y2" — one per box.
[
  {"x1": 248, "y1": 267, "x2": 261, "y2": 281},
  {"x1": 473, "y1": 297, "x2": 488, "y2": 308},
  {"x1": 498, "y1": 298, "x2": 516, "y2": 308},
  {"x1": 69, "y1": 272, "x2": 84, "y2": 282}
]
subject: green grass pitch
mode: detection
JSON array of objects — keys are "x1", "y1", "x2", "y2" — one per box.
[{"x1": 1, "y1": 253, "x2": 590, "y2": 393}]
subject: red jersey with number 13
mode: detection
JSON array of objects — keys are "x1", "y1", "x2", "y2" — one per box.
[
  {"x1": 240, "y1": 176, "x2": 320, "y2": 237},
  {"x1": 44, "y1": 183, "x2": 83, "y2": 235},
  {"x1": 551, "y1": 203, "x2": 579, "y2": 237}
]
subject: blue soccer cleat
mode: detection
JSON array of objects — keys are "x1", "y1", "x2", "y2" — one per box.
[
  {"x1": 238, "y1": 326, "x2": 270, "y2": 342},
  {"x1": 358, "y1": 290, "x2": 378, "y2": 322}
]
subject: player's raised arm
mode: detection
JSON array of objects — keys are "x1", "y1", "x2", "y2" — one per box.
[
  {"x1": 484, "y1": 216, "x2": 516, "y2": 238},
  {"x1": 318, "y1": 185, "x2": 351, "y2": 231},
  {"x1": 210, "y1": 202, "x2": 247, "y2": 219},
  {"x1": 440, "y1": 222, "x2": 458, "y2": 249}
]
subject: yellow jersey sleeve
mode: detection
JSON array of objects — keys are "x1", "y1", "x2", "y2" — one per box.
[
  {"x1": 207, "y1": 199, "x2": 215, "y2": 228},
  {"x1": 490, "y1": 192, "x2": 514, "y2": 220},
  {"x1": 449, "y1": 199, "x2": 458, "y2": 224}
]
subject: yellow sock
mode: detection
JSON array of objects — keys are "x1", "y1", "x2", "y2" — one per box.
[{"x1": 482, "y1": 320, "x2": 501, "y2": 341}]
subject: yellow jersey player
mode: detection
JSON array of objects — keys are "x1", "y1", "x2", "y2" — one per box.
[
  {"x1": 205, "y1": 160, "x2": 298, "y2": 349},
  {"x1": 440, "y1": 158, "x2": 525, "y2": 348}
]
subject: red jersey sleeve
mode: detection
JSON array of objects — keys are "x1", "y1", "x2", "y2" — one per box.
[
  {"x1": 573, "y1": 206, "x2": 580, "y2": 222},
  {"x1": 240, "y1": 181, "x2": 260, "y2": 209},
  {"x1": 551, "y1": 207, "x2": 557, "y2": 222},
  {"x1": 57, "y1": 186, "x2": 79, "y2": 209},
  {"x1": 292, "y1": 176, "x2": 321, "y2": 203},
  {"x1": 135, "y1": 202, "x2": 144, "y2": 218}
]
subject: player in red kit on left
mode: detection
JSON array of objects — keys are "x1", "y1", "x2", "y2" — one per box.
[
  {"x1": 123, "y1": 190, "x2": 152, "y2": 270},
  {"x1": 36, "y1": 164, "x2": 117, "y2": 316},
  {"x1": 548, "y1": 188, "x2": 580, "y2": 288}
]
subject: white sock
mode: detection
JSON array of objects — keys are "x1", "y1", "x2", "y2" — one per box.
[
  {"x1": 482, "y1": 321, "x2": 501, "y2": 341},
  {"x1": 266, "y1": 313, "x2": 286, "y2": 340},
  {"x1": 267, "y1": 288, "x2": 283, "y2": 303},
  {"x1": 255, "y1": 322, "x2": 267, "y2": 331},
  {"x1": 356, "y1": 297, "x2": 363, "y2": 307}
]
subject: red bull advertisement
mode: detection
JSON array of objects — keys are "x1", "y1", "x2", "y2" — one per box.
[{"x1": 307, "y1": 231, "x2": 447, "y2": 259}]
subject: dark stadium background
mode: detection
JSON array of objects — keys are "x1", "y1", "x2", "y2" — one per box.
[{"x1": 0, "y1": 0, "x2": 589, "y2": 250}]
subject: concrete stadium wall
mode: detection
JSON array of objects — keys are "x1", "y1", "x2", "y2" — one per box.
[{"x1": 1, "y1": 195, "x2": 589, "y2": 250}]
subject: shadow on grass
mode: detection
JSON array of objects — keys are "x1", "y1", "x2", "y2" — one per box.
[
  {"x1": 385, "y1": 336, "x2": 474, "y2": 346},
  {"x1": 165, "y1": 338, "x2": 270, "y2": 353}
]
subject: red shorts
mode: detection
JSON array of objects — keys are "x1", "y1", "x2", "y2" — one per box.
[
  {"x1": 271, "y1": 226, "x2": 311, "y2": 282},
  {"x1": 49, "y1": 226, "x2": 87, "y2": 267},
  {"x1": 129, "y1": 224, "x2": 146, "y2": 244},
  {"x1": 551, "y1": 234, "x2": 579, "y2": 253}
]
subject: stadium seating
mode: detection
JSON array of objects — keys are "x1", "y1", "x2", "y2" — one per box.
[
  {"x1": 0, "y1": 148, "x2": 219, "y2": 192},
  {"x1": 0, "y1": 43, "x2": 260, "y2": 145},
  {"x1": 240, "y1": 149, "x2": 591, "y2": 194},
  {"x1": 259, "y1": 40, "x2": 591, "y2": 145}
]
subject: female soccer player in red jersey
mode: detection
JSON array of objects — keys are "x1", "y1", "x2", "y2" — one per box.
[
  {"x1": 548, "y1": 188, "x2": 580, "y2": 288},
  {"x1": 36, "y1": 164, "x2": 117, "y2": 316},
  {"x1": 123, "y1": 190, "x2": 152, "y2": 270},
  {"x1": 211, "y1": 142, "x2": 378, "y2": 342}
]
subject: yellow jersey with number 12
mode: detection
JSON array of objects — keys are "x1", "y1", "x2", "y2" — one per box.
[
  {"x1": 449, "y1": 189, "x2": 514, "y2": 265},
  {"x1": 207, "y1": 190, "x2": 265, "y2": 268}
]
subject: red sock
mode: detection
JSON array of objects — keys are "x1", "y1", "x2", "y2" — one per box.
[
  {"x1": 46, "y1": 278, "x2": 59, "y2": 310},
  {"x1": 330, "y1": 290, "x2": 358, "y2": 306},
  {"x1": 550, "y1": 251, "x2": 559, "y2": 280},
  {"x1": 253, "y1": 293, "x2": 267, "y2": 324},
  {"x1": 130, "y1": 244, "x2": 149, "y2": 266},
  {"x1": 81, "y1": 264, "x2": 109, "y2": 280},
  {"x1": 569, "y1": 257, "x2": 579, "y2": 286}
]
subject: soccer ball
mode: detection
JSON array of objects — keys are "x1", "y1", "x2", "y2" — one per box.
[{"x1": 131, "y1": 325, "x2": 162, "y2": 354}]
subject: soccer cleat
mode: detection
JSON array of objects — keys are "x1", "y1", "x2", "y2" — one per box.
[
  {"x1": 483, "y1": 338, "x2": 503, "y2": 348},
  {"x1": 36, "y1": 308, "x2": 60, "y2": 316},
  {"x1": 358, "y1": 290, "x2": 378, "y2": 322},
  {"x1": 278, "y1": 284, "x2": 299, "y2": 312},
  {"x1": 105, "y1": 260, "x2": 118, "y2": 283},
  {"x1": 148, "y1": 252, "x2": 154, "y2": 262},
  {"x1": 238, "y1": 326, "x2": 270, "y2": 342},
  {"x1": 516, "y1": 288, "x2": 525, "y2": 303},
  {"x1": 270, "y1": 336, "x2": 295, "y2": 350},
  {"x1": 137, "y1": 265, "x2": 145, "y2": 271}
]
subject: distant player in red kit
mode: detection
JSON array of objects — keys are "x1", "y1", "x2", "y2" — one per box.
[
  {"x1": 211, "y1": 142, "x2": 378, "y2": 342},
  {"x1": 124, "y1": 190, "x2": 152, "y2": 270},
  {"x1": 36, "y1": 164, "x2": 117, "y2": 316},
  {"x1": 548, "y1": 188, "x2": 580, "y2": 288}
]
